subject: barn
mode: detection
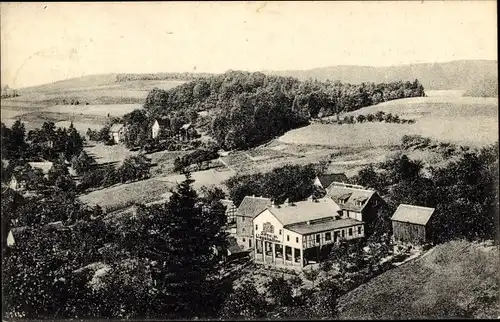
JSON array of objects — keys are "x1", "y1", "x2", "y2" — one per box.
[{"x1": 391, "y1": 204, "x2": 435, "y2": 245}]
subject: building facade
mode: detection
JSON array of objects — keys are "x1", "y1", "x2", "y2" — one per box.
[
  {"x1": 325, "y1": 182, "x2": 385, "y2": 235},
  {"x1": 235, "y1": 196, "x2": 272, "y2": 251},
  {"x1": 109, "y1": 124, "x2": 126, "y2": 144},
  {"x1": 391, "y1": 204, "x2": 435, "y2": 245},
  {"x1": 253, "y1": 198, "x2": 365, "y2": 268}
]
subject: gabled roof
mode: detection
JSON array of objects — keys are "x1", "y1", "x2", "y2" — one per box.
[
  {"x1": 286, "y1": 217, "x2": 363, "y2": 235},
  {"x1": 316, "y1": 173, "x2": 349, "y2": 187},
  {"x1": 391, "y1": 204, "x2": 435, "y2": 226},
  {"x1": 326, "y1": 183, "x2": 376, "y2": 212},
  {"x1": 237, "y1": 196, "x2": 272, "y2": 218},
  {"x1": 154, "y1": 118, "x2": 170, "y2": 127},
  {"x1": 263, "y1": 198, "x2": 341, "y2": 226},
  {"x1": 28, "y1": 162, "x2": 53, "y2": 174},
  {"x1": 180, "y1": 123, "x2": 193, "y2": 130},
  {"x1": 227, "y1": 236, "x2": 247, "y2": 255},
  {"x1": 109, "y1": 123, "x2": 125, "y2": 132}
]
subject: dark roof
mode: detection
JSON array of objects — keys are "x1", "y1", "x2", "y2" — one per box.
[
  {"x1": 227, "y1": 236, "x2": 247, "y2": 255},
  {"x1": 154, "y1": 118, "x2": 169, "y2": 127},
  {"x1": 262, "y1": 198, "x2": 341, "y2": 226},
  {"x1": 316, "y1": 173, "x2": 349, "y2": 187},
  {"x1": 326, "y1": 183, "x2": 376, "y2": 212},
  {"x1": 391, "y1": 204, "x2": 435, "y2": 226},
  {"x1": 237, "y1": 196, "x2": 272, "y2": 218},
  {"x1": 109, "y1": 123, "x2": 125, "y2": 132},
  {"x1": 286, "y1": 218, "x2": 363, "y2": 235}
]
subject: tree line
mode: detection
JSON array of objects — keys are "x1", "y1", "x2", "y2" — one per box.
[
  {"x1": 142, "y1": 71, "x2": 425, "y2": 150},
  {"x1": 352, "y1": 140, "x2": 498, "y2": 243}
]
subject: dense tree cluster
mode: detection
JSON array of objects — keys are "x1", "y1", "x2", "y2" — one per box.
[
  {"x1": 352, "y1": 141, "x2": 499, "y2": 243},
  {"x1": 225, "y1": 163, "x2": 324, "y2": 206},
  {"x1": 2, "y1": 174, "x2": 231, "y2": 319},
  {"x1": 2, "y1": 121, "x2": 84, "y2": 162},
  {"x1": 142, "y1": 71, "x2": 425, "y2": 150},
  {"x1": 173, "y1": 142, "x2": 219, "y2": 172},
  {"x1": 334, "y1": 111, "x2": 416, "y2": 125}
]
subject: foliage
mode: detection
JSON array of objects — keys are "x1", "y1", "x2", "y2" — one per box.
[
  {"x1": 116, "y1": 154, "x2": 151, "y2": 183},
  {"x1": 225, "y1": 163, "x2": 319, "y2": 206},
  {"x1": 220, "y1": 280, "x2": 268, "y2": 319},
  {"x1": 143, "y1": 71, "x2": 425, "y2": 150},
  {"x1": 71, "y1": 150, "x2": 97, "y2": 175}
]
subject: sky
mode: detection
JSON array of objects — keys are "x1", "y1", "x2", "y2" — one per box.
[{"x1": 1, "y1": 1, "x2": 497, "y2": 88}]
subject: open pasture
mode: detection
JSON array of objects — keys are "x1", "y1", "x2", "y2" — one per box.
[{"x1": 284, "y1": 94, "x2": 498, "y2": 148}]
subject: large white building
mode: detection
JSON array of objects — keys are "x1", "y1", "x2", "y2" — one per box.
[{"x1": 253, "y1": 197, "x2": 365, "y2": 268}]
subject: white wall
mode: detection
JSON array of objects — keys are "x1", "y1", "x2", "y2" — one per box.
[
  {"x1": 283, "y1": 229, "x2": 304, "y2": 250},
  {"x1": 253, "y1": 209, "x2": 284, "y2": 244}
]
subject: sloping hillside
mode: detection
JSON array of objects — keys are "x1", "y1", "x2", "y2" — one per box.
[
  {"x1": 338, "y1": 240, "x2": 499, "y2": 319},
  {"x1": 265, "y1": 60, "x2": 498, "y2": 90}
]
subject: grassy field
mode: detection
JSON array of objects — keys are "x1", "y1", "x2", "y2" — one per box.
[
  {"x1": 79, "y1": 168, "x2": 236, "y2": 211},
  {"x1": 78, "y1": 178, "x2": 176, "y2": 212},
  {"x1": 337, "y1": 240, "x2": 499, "y2": 319},
  {"x1": 1, "y1": 103, "x2": 142, "y2": 133}
]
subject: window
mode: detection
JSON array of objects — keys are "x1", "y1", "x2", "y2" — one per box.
[
  {"x1": 255, "y1": 224, "x2": 258, "y2": 231},
  {"x1": 334, "y1": 231, "x2": 339, "y2": 242},
  {"x1": 243, "y1": 238, "x2": 246, "y2": 242},
  {"x1": 349, "y1": 228, "x2": 353, "y2": 236},
  {"x1": 279, "y1": 229, "x2": 282, "y2": 235},
  {"x1": 358, "y1": 226, "x2": 362, "y2": 235},
  {"x1": 316, "y1": 234, "x2": 320, "y2": 243},
  {"x1": 325, "y1": 232, "x2": 331, "y2": 241},
  {"x1": 242, "y1": 228, "x2": 246, "y2": 233},
  {"x1": 242, "y1": 217, "x2": 245, "y2": 222},
  {"x1": 249, "y1": 239, "x2": 252, "y2": 247},
  {"x1": 296, "y1": 237, "x2": 299, "y2": 243},
  {"x1": 342, "y1": 230, "x2": 345, "y2": 237},
  {"x1": 287, "y1": 235, "x2": 290, "y2": 241}
]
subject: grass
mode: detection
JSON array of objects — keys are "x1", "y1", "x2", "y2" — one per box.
[
  {"x1": 281, "y1": 93, "x2": 498, "y2": 149},
  {"x1": 84, "y1": 143, "x2": 138, "y2": 165},
  {"x1": 337, "y1": 240, "x2": 499, "y2": 319},
  {"x1": 78, "y1": 178, "x2": 175, "y2": 211}
]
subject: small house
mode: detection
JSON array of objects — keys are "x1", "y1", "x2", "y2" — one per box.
[
  {"x1": 221, "y1": 199, "x2": 237, "y2": 225},
  {"x1": 325, "y1": 182, "x2": 384, "y2": 235},
  {"x1": 391, "y1": 204, "x2": 435, "y2": 245},
  {"x1": 235, "y1": 196, "x2": 273, "y2": 250},
  {"x1": 151, "y1": 118, "x2": 170, "y2": 140},
  {"x1": 313, "y1": 173, "x2": 349, "y2": 189},
  {"x1": 109, "y1": 123, "x2": 126, "y2": 144},
  {"x1": 179, "y1": 123, "x2": 197, "y2": 141}
]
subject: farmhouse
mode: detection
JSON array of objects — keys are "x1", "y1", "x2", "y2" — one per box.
[
  {"x1": 313, "y1": 172, "x2": 349, "y2": 189},
  {"x1": 253, "y1": 198, "x2": 365, "y2": 268},
  {"x1": 179, "y1": 123, "x2": 197, "y2": 141},
  {"x1": 325, "y1": 182, "x2": 384, "y2": 234},
  {"x1": 220, "y1": 199, "x2": 237, "y2": 225},
  {"x1": 8, "y1": 161, "x2": 53, "y2": 191},
  {"x1": 391, "y1": 204, "x2": 435, "y2": 245},
  {"x1": 109, "y1": 123, "x2": 126, "y2": 144},
  {"x1": 235, "y1": 196, "x2": 272, "y2": 251},
  {"x1": 151, "y1": 118, "x2": 169, "y2": 140}
]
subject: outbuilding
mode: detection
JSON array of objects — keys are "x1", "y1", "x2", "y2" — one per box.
[{"x1": 391, "y1": 204, "x2": 435, "y2": 245}]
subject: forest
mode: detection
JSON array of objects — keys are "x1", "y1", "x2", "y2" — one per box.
[{"x1": 141, "y1": 71, "x2": 426, "y2": 149}]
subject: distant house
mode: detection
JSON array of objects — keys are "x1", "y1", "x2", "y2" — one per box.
[
  {"x1": 109, "y1": 123, "x2": 126, "y2": 144},
  {"x1": 8, "y1": 175, "x2": 24, "y2": 191},
  {"x1": 28, "y1": 162, "x2": 53, "y2": 178},
  {"x1": 6, "y1": 226, "x2": 31, "y2": 248},
  {"x1": 391, "y1": 204, "x2": 436, "y2": 245},
  {"x1": 179, "y1": 123, "x2": 197, "y2": 141},
  {"x1": 221, "y1": 199, "x2": 237, "y2": 225},
  {"x1": 313, "y1": 173, "x2": 349, "y2": 189},
  {"x1": 151, "y1": 118, "x2": 170, "y2": 140},
  {"x1": 235, "y1": 196, "x2": 273, "y2": 251},
  {"x1": 325, "y1": 182, "x2": 385, "y2": 235}
]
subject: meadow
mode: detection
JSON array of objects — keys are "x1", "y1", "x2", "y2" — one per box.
[{"x1": 337, "y1": 240, "x2": 499, "y2": 319}]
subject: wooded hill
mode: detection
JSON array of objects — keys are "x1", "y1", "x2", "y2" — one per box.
[
  {"x1": 264, "y1": 60, "x2": 498, "y2": 91},
  {"x1": 143, "y1": 71, "x2": 425, "y2": 150}
]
